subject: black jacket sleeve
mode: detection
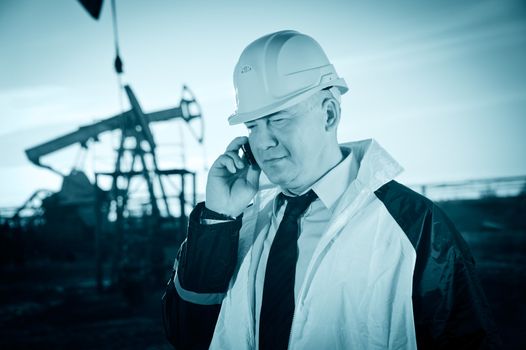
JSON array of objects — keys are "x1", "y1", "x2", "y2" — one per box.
[
  {"x1": 375, "y1": 181, "x2": 502, "y2": 349},
  {"x1": 162, "y1": 202, "x2": 243, "y2": 349},
  {"x1": 162, "y1": 273, "x2": 222, "y2": 350}
]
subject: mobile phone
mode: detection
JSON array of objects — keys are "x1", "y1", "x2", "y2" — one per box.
[{"x1": 241, "y1": 142, "x2": 257, "y2": 166}]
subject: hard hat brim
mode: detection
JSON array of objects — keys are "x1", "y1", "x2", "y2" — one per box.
[{"x1": 228, "y1": 79, "x2": 348, "y2": 125}]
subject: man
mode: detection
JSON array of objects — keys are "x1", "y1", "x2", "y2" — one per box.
[{"x1": 162, "y1": 30, "x2": 499, "y2": 349}]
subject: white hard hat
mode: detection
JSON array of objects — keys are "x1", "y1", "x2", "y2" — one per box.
[{"x1": 228, "y1": 30, "x2": 348, "y2": 125}]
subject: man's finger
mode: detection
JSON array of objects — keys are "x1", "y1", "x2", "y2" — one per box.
[
  {"x1": 225, "y1": 136, "x2": 249, "y2": 152},
  {"x1": 224, "y1": 151, "x2": 245, "y2": 169},
  {"x1": 217, "y1": 155, "x2": 237, "y2": 173}
]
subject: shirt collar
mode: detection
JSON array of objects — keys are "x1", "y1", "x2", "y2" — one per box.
[{"x1": 273, "y1": 149, "x2": 359, "y2": 214}]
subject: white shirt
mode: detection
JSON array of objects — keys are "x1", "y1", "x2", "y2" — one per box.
[{"x1": 254, "y1": 148, "x2": 359, "y2": 339}]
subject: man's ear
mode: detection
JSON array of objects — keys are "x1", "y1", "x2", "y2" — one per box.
[{"x1": 322, "y1": 97, "x2": 340, "y2": 132}]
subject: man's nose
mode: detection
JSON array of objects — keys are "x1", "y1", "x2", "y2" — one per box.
[{"x1": 251, "y1": 124, "x2": 278, "y2": 150}]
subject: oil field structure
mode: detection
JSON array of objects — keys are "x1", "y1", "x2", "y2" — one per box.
[
  {"x1": 0, "y1": 4, "x2": 211, "y2": 346},
  {"x1": 2, "y1": 83, "x2": 204, "y2": 297}
]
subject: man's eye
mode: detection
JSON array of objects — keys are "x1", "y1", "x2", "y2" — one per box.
[{"x1": 270, "y1": 118, "x2": 285, "y2": 124}]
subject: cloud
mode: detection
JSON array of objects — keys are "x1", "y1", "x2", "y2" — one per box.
[{"x1": 0, "y1": 84, "x2": 119, "y2": 137}]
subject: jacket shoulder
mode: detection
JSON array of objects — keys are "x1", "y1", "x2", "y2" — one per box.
[
  {"x1": 374, "y1": 180, "x2": 435, "y2": 249},
  {"x1": 374, "y1": 180, "x2": 471, "y2": 256}
]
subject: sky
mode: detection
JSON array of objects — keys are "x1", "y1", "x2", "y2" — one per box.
[{"x1": 1, "y1": 0, "x2": 525, "y2": 209}]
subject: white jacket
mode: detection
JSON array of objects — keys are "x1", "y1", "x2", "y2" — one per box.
[{"x1": 210, "y1": 139, "x2": 417, "y2": 350}]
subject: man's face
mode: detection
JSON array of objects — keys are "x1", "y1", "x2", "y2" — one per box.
[{"x1": 245, "y1": 97, "x2": 328, "y2": 192}]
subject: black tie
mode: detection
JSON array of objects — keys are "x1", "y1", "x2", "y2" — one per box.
[{"x1": 259, "y1": 189, "x2": 318, "y2": 350}]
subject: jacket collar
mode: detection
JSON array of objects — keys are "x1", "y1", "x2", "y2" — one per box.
[{"x1": 340, "y1": 139, "x2": 403, "y2": 192}]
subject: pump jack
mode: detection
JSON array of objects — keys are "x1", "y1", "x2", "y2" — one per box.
[{"x1": 24, "y1": 84, "x2": 204, "y2": 291}]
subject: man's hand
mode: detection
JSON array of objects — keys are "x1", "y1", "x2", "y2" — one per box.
[{"x1": 205, "y1": 136, "x2": 261, "y2": 217}]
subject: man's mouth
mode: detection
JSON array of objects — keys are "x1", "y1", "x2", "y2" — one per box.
[{"x1": 263, "y1": 156, "x2": 286, "y2": 163}]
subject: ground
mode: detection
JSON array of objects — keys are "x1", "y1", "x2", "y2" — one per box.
[{"x1": 0, "y1": 229, "x2": 524, "y2": 349}]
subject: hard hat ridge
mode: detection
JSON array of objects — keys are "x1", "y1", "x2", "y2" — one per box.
[{"x1": 229, "y1": 30, "x2": 348, "y2": 125}]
